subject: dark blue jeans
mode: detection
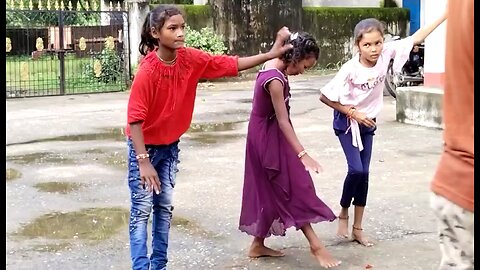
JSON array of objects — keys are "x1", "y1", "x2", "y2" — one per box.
[
  {"x1": 127, "y1": 139, "x2": 180, "y2": 270},
  {"x1": 334, "y1": 110, "x2": 376, "y2": 208}
]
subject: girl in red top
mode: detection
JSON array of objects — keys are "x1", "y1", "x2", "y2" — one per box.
[{"x1": 126, "y1": 5, "x2": 293, "y2": 270}]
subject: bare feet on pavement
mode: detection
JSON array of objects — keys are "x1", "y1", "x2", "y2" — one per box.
[
  {"x1": 310, "y1": 246, "x2": 342, "y2": 268},
  {"x1": 336, "y1": 216, "x2": 349, "y2": 238},
  {"x1": 352, "y1": 226, "x2": 374, "y2": 247},
  {"x1": 248, "y1": 243, "x2": 285, "y2": 258}
]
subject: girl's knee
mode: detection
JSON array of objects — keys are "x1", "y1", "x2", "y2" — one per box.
[{"x1": 347, "y1": 171, "x2": 364, "y2": 177}]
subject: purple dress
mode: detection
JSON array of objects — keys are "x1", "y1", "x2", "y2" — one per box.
[{"x1": 239, "y1": 69, "x2": 336, "y2": 238}]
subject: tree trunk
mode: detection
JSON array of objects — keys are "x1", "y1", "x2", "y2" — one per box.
[{"x1": 210, "y1": 0, "x2": 302, "y2": 56}]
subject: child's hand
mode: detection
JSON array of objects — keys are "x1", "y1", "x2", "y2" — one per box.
[
  {"x1": 268, "y1": 26, "x2": 294, "y2": 58},
  {"x1": 138, "y1": 160, "x2": 161, "y2": 194},
  {"x1": 300, "y1": 154, "x2": 323, "y2": 174},
  {"x1": 352, "y1": 111, "x2": 376, "y2": 128}
]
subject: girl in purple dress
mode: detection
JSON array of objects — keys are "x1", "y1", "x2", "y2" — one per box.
[{"x1": 239, "y1": 32, "x2": 340, "y2": 269}]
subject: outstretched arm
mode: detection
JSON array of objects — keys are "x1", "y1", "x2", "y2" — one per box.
[
  {"x1": 412, "y1": 9, "x2": 447, "y2": 45},
  {"x1": 198, "y1": 27, "x2": 293, "y2": 79},
  {"x1": 237, "y1": 27, "x2": 293, "y2": 71}
]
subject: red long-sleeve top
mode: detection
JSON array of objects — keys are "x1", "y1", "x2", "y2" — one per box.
[{"x1": 126, "y1": 47, "x2": 239, "y2": 145}]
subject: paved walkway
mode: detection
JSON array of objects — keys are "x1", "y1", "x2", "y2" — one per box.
[{"x1": 7, "y1": 74, "x2": 444, "y2": 269}]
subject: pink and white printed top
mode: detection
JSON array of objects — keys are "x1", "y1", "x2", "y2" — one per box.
[{"x1": 320, "y1": 36, "x2": 414, "y2": 150}]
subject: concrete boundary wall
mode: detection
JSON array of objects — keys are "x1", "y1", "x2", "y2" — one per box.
[{"x1": 396, "y1": 86, "x2": 444, "y2": 129}]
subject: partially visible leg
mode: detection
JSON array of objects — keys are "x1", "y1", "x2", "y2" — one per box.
[
  {"x1": 127, "y1": 141, "x2": 153, "y2": 270},
  {"x1": 337, "y1": 208, "x2": 349, "y2": 238},
  {"x1": 431, "y1": 193, "x2": 474, "y2": 270},
  {"x1": 351, "y1": 206, "x2": 373, "y2": 247},
  {"x1": 301, "y1": 224, "x2": 341, "y2": 268},
  {"x1": 150, "y1": 144, "x2": 179, "y2": 270},
  {"x1": 248, "y1": 237, "x2": 284, "y2": 258},
  {"x1": 337, "y1": 132, "x2": 364, "y2": 239},
  {"x1": 351, "y1": 131, "x2": 374, "y2": 247},
  {"x1": 150, "y1": 173, "x2": 173, "y2": 270}
]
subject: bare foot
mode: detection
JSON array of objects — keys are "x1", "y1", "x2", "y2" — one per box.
[
  {"x1": 248, "y1": 244, "x2": 285, "y2": 258},
  {"x1": 336, "y1": 216, "x2": 349, "y2": 238},
  {"x1": 352, "y1": 226, "x2": 374, "y2": 247},
  {"x1": 310, "y1": 246, "x2": 342, "y2": 268}
]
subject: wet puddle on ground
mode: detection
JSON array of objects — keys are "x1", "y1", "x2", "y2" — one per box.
[
  {"x1": 7, "y1": 152, "x2": 75, "y2": 165},
  {"x1": 6, "y1": 127, "x2": 126, "y2": 146},
  {"x1": 187, "y1": 133, "x2": 245, "y2": 145},
  {"x1": 12, "y1": 207, "x2": 130, "y2": 241},
  {"x1": 6, "y1": 168, "x2": 22, "y2": 181},
  {"x1": 186, "y1": 121, "x2": 246, "y2": 145},
  {"x1": 86, "y1": 149, "x2": 127, "y2": 170},
  {"x1": 10, "y1": 207, "x2": 220, "y2": 253},
  {"x1": 34, "y1": 182, "x2": 86, "y2": 194},
  {"x1": 188, "y1": 121, "x2": 243, "y2": 133},
  {"x1": 236, "y1": 98, "x2": 252, "y2": 104},
  {"x1": 30, "y1": 242, "x2": 72, "y2": 253},
  {"x1": 172, "y1": 216, "x2": 223, "y2": 239}
]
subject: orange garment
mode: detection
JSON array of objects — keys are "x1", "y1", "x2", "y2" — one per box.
[
  {"x1": 126, "y1": 47, "x2": 238, "y2": 145},
  {"x1": 431, "y1": 0, "x2": 474, "y2": 212}
]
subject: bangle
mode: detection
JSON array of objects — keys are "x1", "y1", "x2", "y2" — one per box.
[
  {"x1": 136, "y1": 153, "x2": 150, "y2": 160},
  {"x1": 347, "y1": 107, "x2": 356, "y2": 119},
  {"x1": 297, "y1": 150, "x2": 307, "y2": 159},
  {"x1": 350, "y1": 109, "x2": 357, "y2": 119}
]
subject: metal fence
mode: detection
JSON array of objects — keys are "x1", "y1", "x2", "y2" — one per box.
[{"x1": 6, "y1": 1, "x2": 131, "y2": 98}]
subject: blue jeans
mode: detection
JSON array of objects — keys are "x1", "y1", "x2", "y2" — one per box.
[
  {"x1": 127, "y1": 139, "x2": 180, "y2": 270},
  {"x1": 333, "y1": 110, "x2": 376, "y2": 208}
]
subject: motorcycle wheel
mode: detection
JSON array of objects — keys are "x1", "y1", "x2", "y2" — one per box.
[{"x1": 384, "y1": 60, "x2": 397, "y2": 99}]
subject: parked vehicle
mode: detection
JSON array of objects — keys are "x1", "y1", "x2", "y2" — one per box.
[{"x1": 384, "y1": 36, "x2": 425, "y2": 98}]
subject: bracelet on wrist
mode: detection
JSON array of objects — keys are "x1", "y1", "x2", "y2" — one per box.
[
  {"x1": 297, "y1": 150, "x2": 307, "y2": 159},
  {"x1": 136, "y1": 153, "x2": 150, "y2": 160},
  {"x1": 347, "y1": 107, "x2": 356, "y2": 119}
]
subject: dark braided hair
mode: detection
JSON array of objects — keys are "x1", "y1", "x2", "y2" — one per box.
[
  {"x1": 280, "y1": 32, "x2": 320, "y2": 64},
  {"x1": 139, "y1": 5, "x2": 183, "y2": 56}
]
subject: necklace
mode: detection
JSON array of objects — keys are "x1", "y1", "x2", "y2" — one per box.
[{"x1": 157, "y1": 53, "x2": 177, "y2": 65}]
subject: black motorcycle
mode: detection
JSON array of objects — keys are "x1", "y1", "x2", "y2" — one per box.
[{"x1": 384, "y1": 38, "x2": 425, "y2": 98}]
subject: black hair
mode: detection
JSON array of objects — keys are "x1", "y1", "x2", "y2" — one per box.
[
  {"x1": 280, "y1": 32, "x2": 320, "y2": 64},
  {"x1": 353, "y1": 18, "x2": 385, "y2": 46},
  {"x1": 139, "y1": 5, "x2": 183, "y2": 56}
]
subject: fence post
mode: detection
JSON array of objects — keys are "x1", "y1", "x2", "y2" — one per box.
[{"x1": 58, "y1": 9, "x2": 66, "y2": 95}]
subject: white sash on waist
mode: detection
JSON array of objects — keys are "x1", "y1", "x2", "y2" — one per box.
[{"x1": 345, "y1": 119, "x2": 363, "y2": 151}]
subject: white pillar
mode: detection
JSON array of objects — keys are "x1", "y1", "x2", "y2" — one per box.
[
  {"x1": 422, "y1": 0, "x2": 447, "y2": 88},
  {"x1": 127, "y1": 0, "x2": 150, "y2": 68},
  {"x1": 193, "y1": 0, "x2": 208, "y2": 4},
  {"x1": 100, "y1": 0, "x2": 110, "y2": 26}
]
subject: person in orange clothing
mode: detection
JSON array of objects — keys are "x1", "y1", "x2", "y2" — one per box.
[
  {"x1": 125, "y1": 5, "x2": 294, "y2": 270},
  {"x1": 430, "y1": 0, "x2": 474, "y2": 269}
]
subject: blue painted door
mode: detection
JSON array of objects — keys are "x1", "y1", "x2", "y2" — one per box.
[{"x1": 403, "y1": 0, "x2": 421, "y2": 35}]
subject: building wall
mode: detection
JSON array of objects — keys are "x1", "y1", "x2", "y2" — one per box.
[{"x1": 422, "y1": 0, "x2": 447, "y2": 88}]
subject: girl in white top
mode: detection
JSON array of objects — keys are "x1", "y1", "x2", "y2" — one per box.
[{"x1": 320, "y1": 13, "x2": 447, "y2": 247}]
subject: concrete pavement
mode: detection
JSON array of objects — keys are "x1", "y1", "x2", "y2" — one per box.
[{"x1": 6, "y1": 74, "x2": 444, "y2": 270}]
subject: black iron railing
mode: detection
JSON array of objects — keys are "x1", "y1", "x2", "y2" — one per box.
[{"x1": 6, "y1": 1, "x2": 131, "y2": 98}]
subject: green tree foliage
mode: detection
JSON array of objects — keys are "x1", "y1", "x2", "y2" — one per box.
[{"x1": 185, "y1": 25, "x2": 226, "y2": 55}]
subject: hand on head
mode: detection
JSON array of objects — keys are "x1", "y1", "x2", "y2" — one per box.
[{"x1": 268, "y1": 26, "x2": 294, "y2": 58}]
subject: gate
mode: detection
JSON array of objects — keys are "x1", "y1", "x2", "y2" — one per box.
[{"x1": 6, "y1": 1, "x2": 131, "y2": 98}]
